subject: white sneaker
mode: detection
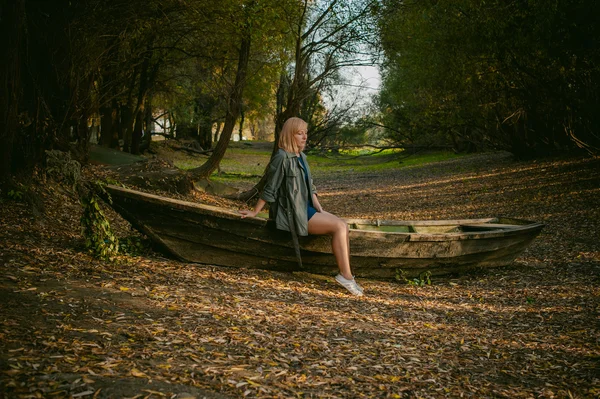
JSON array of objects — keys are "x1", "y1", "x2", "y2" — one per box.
[
  {"x1": 335, "y1": 274, "x2": 364, "y2": 296},
  {"x1": 353, "y1": 276, "x2": 364, "y2": 293}
]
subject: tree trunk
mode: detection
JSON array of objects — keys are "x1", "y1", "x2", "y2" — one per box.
[
  {"x1": 97, "y1": 95, "x2": 118, "y2": 149},
  {"x1": 121, "y1": 104, "x2": 134, "y2": 152},
  {"x1": 196, "y1": 94, "x2": 215, "y2": 149},
  {"x1": 131, "y1": 48, "x2": 158, "y2": 155},
  {"x1": 131, "y1": 108, "x2": 144, "y2": 155},
  {"x1": 188, "y1": 34, "x2": 252, "y2": 179},
  {"x1": 141, "y1": 95, "x2": 153, "y2": 151},
  {"x1": 0, "y1": 0, "x2": 25, "y2": 182},
  {"x1": 213, "y1": 121, "x2": 222, "y2": 142},
  {"x1": 198, "y1": 117, "x2": 213, "y2": 150},
  {"x1": 169, "y1": 112, "x2": 176, "y2": 137},
  {"x1": 238, "y1": 106, "x2": 245, "y2": 141},
  {"x1": 73, "y1": 74, "x2": 98, "y2": 162},
  {"x1": 122, "y1": 61, "x2": 141, "y2": 153},
  {"x1": 100, "y1": 104, "x2": 114, "y2": 147}
]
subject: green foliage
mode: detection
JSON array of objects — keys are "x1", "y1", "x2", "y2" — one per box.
[
  {"x1": 80, "y1": 182, "x2": 119, "y2": 261},
  {"x1": 526, "y1": 296, "x2": 536, "y2": 305},
  {"x1": 119, "y1": 236, "x2": 149, "y2": 257},
  {"x1": 0, "y1": 186, "x2": 27, "y2": 205},
  {"x1": 377, "y1": 0, "x2": 600, "y2": 157},
  {"x1": 45, "y1": 150, "x2": 82, "y2": 189},
  {"x1": 40, "y1": 150, "x2": 121, "y2": 261},
  {"x1": 396, "y1": 269, "x2": 432, "y2": 287},
  {"x1": 102, "y1": 178, "x2": 123, "y2": 187},
  {"x1": 7, "y1": 190, "x2": 24, "y2": 201},
  {"x1": 321, "y1": 124, "x2": 369, "y2": 148},
  {"x1": 157, "y1": 0, "x2": 294, "y2": 147}
]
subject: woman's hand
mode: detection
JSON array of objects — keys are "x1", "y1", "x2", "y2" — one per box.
[
  {"x1": 239, "y1": 209, "x2": 259, "y2": 219},
  {"x1": 239, "y1": 199, "x2": 266, "y2": 219}
]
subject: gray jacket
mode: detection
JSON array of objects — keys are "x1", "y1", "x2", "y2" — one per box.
[{"x1": 260, "y1": 148, "x2": 317, "y2": 236}]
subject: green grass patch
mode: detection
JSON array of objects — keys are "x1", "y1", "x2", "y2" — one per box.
[
  {"x1": 306, "y1": 149, "x2": 464, "y2": 175},
  {"x1": 173, "y1": 160, "x2": 202, "y2": 170},
  {"x1": 337, "y1": 147, "x2": 404, "y2": 157},
  {"x1": 167, "y1": 141, "x2": 464, "y2": 181},
  {"x1": 173, "y1": 143, "x2": 272, "y2": 175}
]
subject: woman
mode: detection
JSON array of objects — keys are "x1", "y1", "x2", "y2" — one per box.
[{"x1": 239, "y1": 117, "x2": 363, "y2": 296}]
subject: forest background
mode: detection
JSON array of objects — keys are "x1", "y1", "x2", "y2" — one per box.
[
  {"x1": 1, "y1": 0, "x2": 599, "y2": 185},
  {"x1": 0, "y1": 0, "x2": 599, "y2": 398}
]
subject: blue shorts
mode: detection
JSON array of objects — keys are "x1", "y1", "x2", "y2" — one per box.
[{"x1": 307, "y1": 205, "x2": 317, "y2": 221}]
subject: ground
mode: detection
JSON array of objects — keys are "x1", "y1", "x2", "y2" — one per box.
[{"x1": 1, "y1": 145, "x2": 599, "y2": 398}]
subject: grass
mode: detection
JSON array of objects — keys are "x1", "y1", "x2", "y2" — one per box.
[
  {"x1": 307, "y1": 149, "x2": 464, "y2": 176},
  {"x1": 162, "y1": 140, "x2": 465, "y2": 186}
]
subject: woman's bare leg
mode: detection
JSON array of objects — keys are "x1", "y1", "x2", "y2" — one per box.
[{"x1": 307, "y1": 211, "x2": 352, "y2": 280}]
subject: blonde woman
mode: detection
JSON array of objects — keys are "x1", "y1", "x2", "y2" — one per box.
[{"x1": 240, "y1": 117, "x2": 363, "y2": 296}]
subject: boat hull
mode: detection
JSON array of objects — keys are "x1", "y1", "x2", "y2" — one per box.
[{"x1": 105, "y1": 185, "x2": 544, "y2": 279}]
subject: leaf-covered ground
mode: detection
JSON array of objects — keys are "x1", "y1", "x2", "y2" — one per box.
[{"x1": 1, "y1": 151, "x2": 599, "y2": 398}]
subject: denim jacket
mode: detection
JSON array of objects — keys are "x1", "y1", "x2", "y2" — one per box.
[{"x1": 260, "y1": 148, "x2": 317, "y2": 236}]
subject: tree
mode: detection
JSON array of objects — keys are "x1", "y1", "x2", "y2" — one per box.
[
  {"x1": 0, "y1": 0, "x2": 105, "y2": 180},
  {"x1": 0, "y1": 0, "x2": 285, "y2": 184},
  {"x1": 188, "y1": 32, "x2": 252, "y2": 178},
  {"x1": 0, "y1": 0, "x2": 378, "y2": 187},
  {"x1": 234, "y1": 0, "x2": 379, "y2": 201},
  {"x1": 187, "y1": 0, "x2": 295, "y2": 179},
  {"x1": 0, "y1": 0, "x2": 25, "y2": 181},
  {"x1": 377, "y1": 0, "x2": 600, "y2": 157},
  {"x1": 93, "y1": 0, "x2": 201, "y2": 154}
]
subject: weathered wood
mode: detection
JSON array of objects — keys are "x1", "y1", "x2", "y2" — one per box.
[{"x1": 105, "y1": 185, "x2": 544, "y2": 279}]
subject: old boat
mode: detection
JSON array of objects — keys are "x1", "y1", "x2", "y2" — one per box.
[{"x1": 104, "y1": 185, "x2": 544, "y2": 279}]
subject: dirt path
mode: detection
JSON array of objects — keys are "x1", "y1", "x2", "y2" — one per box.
[
  {"x1": 1, "y1": 152, "x2": 598, "y2": 398},
  {"x1": 89, "y1": 145, "x2": 146, "y2": 165}
]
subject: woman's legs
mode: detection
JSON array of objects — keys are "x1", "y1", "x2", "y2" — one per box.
[{"x1": 307, "y1": 211, "x2": 352, "y2": 280}]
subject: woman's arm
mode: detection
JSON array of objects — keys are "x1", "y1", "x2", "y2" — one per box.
[
  {"x1": 240, "y1": 150, "x2": 285, "y2": 219},
  {"x1": 239, "y1": 198, "x2": 266, "y2": 218},
  {"x1": 261, "y1": 151, "x2": 285, "y2": 203},
  {"x1": 312, "y1": 193, "x2": 323, "y2": 212},
  {"x1": 302, "y1": 153, "x2": 321, "y2": 211}
]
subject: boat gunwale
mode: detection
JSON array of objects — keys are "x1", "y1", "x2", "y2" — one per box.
[{"x1": 105, "y1": 185, "x2": 544, "y2": 242}]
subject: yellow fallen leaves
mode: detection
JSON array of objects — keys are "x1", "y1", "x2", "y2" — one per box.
[
  {"x1": 82, "y1": 376, "x2": 95, "y2": 384},
  {"x1": 130, "y1": 368, "x2": 148, "y2": 378},
  {"x1": 1, "y1": 154, "x2": 599, "y2": 398}
]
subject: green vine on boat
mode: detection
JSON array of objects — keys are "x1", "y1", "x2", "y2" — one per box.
[
  {"x1": 396, "y1": 269, "x2": 432, "y2": 287},
  {"x1": 80, "y1": 181, "x2": 119, "y2": 261},
  {"x1": 41, "y1": 150, "x2": 122, "y2": 261}
]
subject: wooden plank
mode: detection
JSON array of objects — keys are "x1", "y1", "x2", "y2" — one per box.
[
  {"x1": 346, "y1": 217, "x2": 498, "y2": 227},
  {"x1": 460, "y1": 223, "x2": 522, "y2": 229}
]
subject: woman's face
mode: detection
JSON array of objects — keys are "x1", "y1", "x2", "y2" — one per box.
[{"x1": 294, "y1": 128, "x2": 307, "y2": 152}]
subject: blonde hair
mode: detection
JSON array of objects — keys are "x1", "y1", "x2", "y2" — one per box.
[{"x1": 278, "y1": 117, "x2": 307, "y2": 154}]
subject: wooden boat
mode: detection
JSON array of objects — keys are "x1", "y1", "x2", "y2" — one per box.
[{"x1": 104, "y1": 185, "x2": 544, "y2": 279}]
